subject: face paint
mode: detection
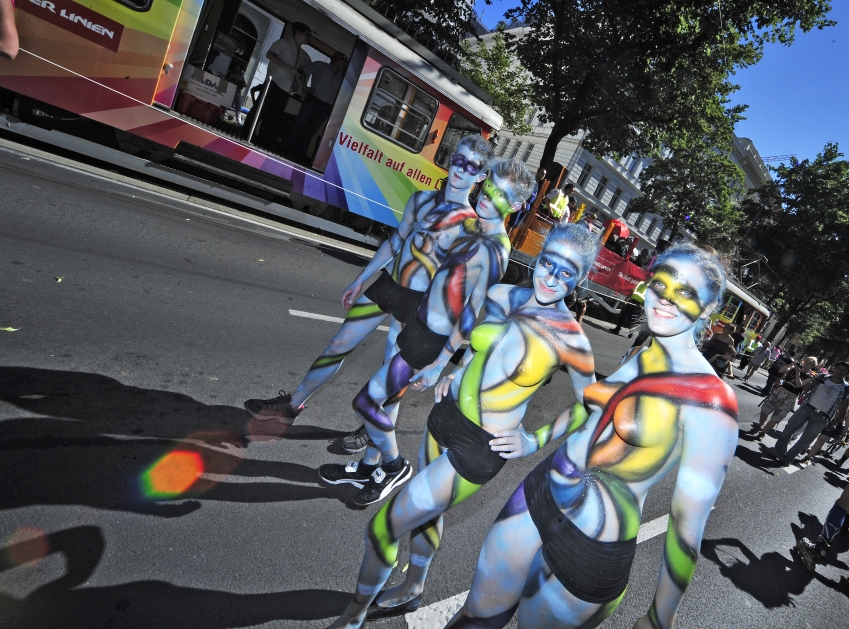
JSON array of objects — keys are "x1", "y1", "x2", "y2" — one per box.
[
  {"x1": 480, "y1": 177, "x2": 514, "y2": 217},
  {"x1": 533, "y1": 244, "x2": 581, "y2": 304},
  {"x1": 647, "y1": 264, "x2": 704, "y2": 322}
]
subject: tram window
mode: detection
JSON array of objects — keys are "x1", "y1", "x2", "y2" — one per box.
[
  {"x1": 111, "y1": 0, "x2": 153, "y2": 11},
  {"x1": 747, "y1": 312, "x2": 764, "y2": 332},
  {"x1": 362, "y1": 68, "x2": 437, "y2": 153},
  {"x1": 435, "y1": 113, "x2": 482, "y2": 169},
  {"x1": 720, "y1": 294, "x2": 741, "y2": 320}
]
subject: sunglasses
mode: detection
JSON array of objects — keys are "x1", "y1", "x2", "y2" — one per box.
[{"x1": 449, "y1": 153, "x2": 483, "y2": 176}]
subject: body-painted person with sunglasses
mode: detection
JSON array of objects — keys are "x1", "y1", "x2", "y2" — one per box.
[
  {"x1": 445, "y1": 244, "x2": 739, "y2": 629},
  {"x1": 243, "y1": 136, "x2": 493, "y2": 424},
  {"x1": 325, "y1": 224, "x2": 599, "y2": 629},
  {"x1": 319, "y1": 159, "x2": 533, "y2": 506}
]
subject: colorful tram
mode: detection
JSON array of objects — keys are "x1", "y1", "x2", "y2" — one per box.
[{"x1": 1, "y1": 0, "x2": 501, "y2": 232}]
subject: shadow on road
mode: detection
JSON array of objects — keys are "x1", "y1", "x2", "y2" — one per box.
[
  {"x1": 733, "y1": 439, "x2": 783, "y2": 475},
  {"x1": 0, "y1": 526, "x2": 349, "y2": 628},
  {"x1": 700, "y1": 532, "x2": 849, "y2": 608},
  {"x1": 0, "y1": 367, "x2": 356, "y2": 516}
]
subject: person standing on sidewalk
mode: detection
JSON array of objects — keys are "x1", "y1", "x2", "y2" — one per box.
[
  {"x1": 743, "y1": 340, "x2": 770, "y2": 381},
  {"x1": 771, "y1": 362, "x2": 849, "y2": 466}
]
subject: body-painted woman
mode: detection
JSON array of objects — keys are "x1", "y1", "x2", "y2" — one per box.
[
  {"x1": 447, "y1": 244, "x2": 739, "y2": 629},
  {"x1": 243, "y1": 135, "x2": 493, "y2": 422},
  {"x1": 318, "y1": 159, "x2": 533, "y2": 505},
  {"x1": 326, "y1": 224, "x2": 600, "y2": 629}
]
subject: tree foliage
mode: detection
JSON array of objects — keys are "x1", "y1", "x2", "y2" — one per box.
[
  {"x1": 503, "y1": 0, "x2": 835, "y2": 168},
  {"x1": 744, "y1": 144, "x2": 849, "y2": 343},
  {"x1": 459, "y1": 33, "x2": 535, "y2": 135},
  {"x1": 631, "y1": 124, "x2": 745, "y2": 249},
  {"x1": 364, "y1": 0, "x2": 487, "y2": 60}
]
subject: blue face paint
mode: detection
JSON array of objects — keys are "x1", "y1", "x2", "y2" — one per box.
[{"x1": 533, "y1": 248, "x2": 581, "y2": 303}]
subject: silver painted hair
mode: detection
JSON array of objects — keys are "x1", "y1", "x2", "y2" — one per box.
[
  {"x1": 456, "y1": 134, "x2": 494, "y2": 172},
  {"x1": 491, "y1": 158, "x2": 535, "y2": 205},
  {"x1": 542, "y1": 222, "x2": 602, "y2": 279}
]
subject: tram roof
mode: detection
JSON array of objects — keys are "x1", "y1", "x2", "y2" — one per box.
[
  {"x1": 304, "y1": 0, "x2": 503, "y2": 130},
  {"x1": 726, "y1": 277, "x2": 770, "y2": 318}
]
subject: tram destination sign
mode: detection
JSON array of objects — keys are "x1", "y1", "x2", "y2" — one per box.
[{"x1": 22, "y1": 0, "x2": 124, "y2": 53}]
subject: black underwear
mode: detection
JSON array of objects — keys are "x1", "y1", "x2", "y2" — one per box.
[
  {"x1": 397, "y1": 314, "x2": 451, "y2": 370},
  {"x1": 426, "y1": 394, "x2": 506, "y2": 485},
  {"x1": 363, "y1": 270, "x2": 425, "y2": 324},
  {"x1": 524, "y1": 454, "x2": 636, "y2": 604}
]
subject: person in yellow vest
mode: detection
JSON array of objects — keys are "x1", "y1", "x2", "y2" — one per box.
[
  {"x1": 611, "y1": 279, "x2": 648, "y2": 335},
  {"x1": 542, "y1": 182, "x2": 575, "y2": 222}
]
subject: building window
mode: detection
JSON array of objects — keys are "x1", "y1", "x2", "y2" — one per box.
[
  {"x1": 497, "y1": 138, "x2": 511, "y2": 157},
  {"x1": 593, "y1": 176, "x2": 608, "y2": 199},
  {"x1": 609, "y1": 188, "x2": 622, "y2": 211},
  {"x1": 434, "y1": 113, "x2": 482, "y2": 169},
  {"x1": 622, "y1": 198, "x2": 635, "y2": 219},
  {"x1": 577, "y1": 162, "x2": 593, "y2": 188},
  {"x1": 628, "y1": 157, "x2": 640, "y2": 173},
  {"x1": 522, "y1": 143, "x2": 534, "y2": 161},
  {"x1": 508, "y1": 141, "x2": 521, "y2": 158},
  {"x1": 361, "y1": 67, "x2": 438, "y2": 153}
]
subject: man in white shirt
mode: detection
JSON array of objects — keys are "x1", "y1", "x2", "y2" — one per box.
[
  {"x1": 286, "y1": 52, "x2": 347, "y2": 160},
  {"x1": 242, "y1": 22, "x2": 311, "y2": 143},
  {"x1": 772, "y1": 361, "x2": 849, "y2": 466}
]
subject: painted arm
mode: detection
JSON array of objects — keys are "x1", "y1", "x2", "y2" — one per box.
[
  {"x1": 341, "y1": 192, "x2": 420, "y2": 309},
  {"x1": 636, "y1": 405, "x2": 738, "y2": 629}
]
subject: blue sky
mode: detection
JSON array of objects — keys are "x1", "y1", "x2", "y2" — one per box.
[{"x1": 477, "y1": 1, "x2": 848, "y2": 164}]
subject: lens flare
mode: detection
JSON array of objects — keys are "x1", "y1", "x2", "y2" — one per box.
[
  {"x1": 7, "y1": 527, "x2": 49, "y2": 566},
  {"x1": 140, "y1": 451, "x2": 204, "y2": 498}
]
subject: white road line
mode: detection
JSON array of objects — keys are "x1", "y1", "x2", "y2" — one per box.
[
  {"x1": 289, "y1": 309, "x2": 390, "y2": 332},
  {"x1": 405, "y1": 513, "x2": 674, "y2": 625}
]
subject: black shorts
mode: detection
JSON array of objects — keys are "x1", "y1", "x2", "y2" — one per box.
[
  {"x1": 525, "y1": 454, "x2": 636, "y2": 604},
  {"x1": 363, "y1": 270, "x2": 425, "y2": 324},
  {"x1": 427, "y1": 394, "x2": 506, "y2": 485},
  {"x1": 398, "y1": 314, "x2": 450, "y2": 370}
]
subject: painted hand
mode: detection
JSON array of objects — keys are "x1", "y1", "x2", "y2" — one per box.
[
  {"x1": 409, "y1": 360, "x2": 446, "y2": 391},
  {"x1": 341, "y1": 280, "x2": 363, "y2": 310},
  {"x1": 434, "y1": 374, "x2": 455, "y2": 403},
  {"x1": 489, "y1": 428, "x2": 537, "y2": 459}
]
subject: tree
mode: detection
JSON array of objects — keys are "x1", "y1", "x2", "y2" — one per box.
[
  {"x1": 744, "y1": 143, "x2": 849, "y2": 342},
  {"x1": 502, "y1": 0, "x2": 834, "y2": 169},
  {"x1": 459, "y1": 32, "x2": 535, "y2": 135},
  {"x1": 364, "y1": 0, "x2": 488, "y2": 62},
  {"x1": 630, "y1": 123, "x2": 745, "y2": 248}
]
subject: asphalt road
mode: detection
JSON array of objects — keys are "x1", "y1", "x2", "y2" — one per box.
[{"x1": 1, "y1": 139, "x2": 848, "y2": 629}]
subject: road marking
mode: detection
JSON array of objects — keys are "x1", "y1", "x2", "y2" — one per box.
[
  {"x1": 405, "y1": 513, "x2": 674, "y2": 625},
  {"x1": 289, "y1": 309, "x2": 390, "y2": 332}
]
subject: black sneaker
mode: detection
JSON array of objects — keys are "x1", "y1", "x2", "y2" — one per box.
[
  {"x1": 337, "y1": 425, "x2": 373, "y2": 454},
  {"x1": 318, "y1": 460, "x2": 374, "y2": 488},
  {"x1": 354, "y1": 460, "x2": 412, "y2": 506},
  {"x1": 244, "y1": 390, "x2": 302, "y2": 424}
]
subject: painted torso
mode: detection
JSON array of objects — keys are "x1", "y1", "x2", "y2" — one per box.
[
  {"x1": 450, "y1": 285, "x2": 594, "y2": 434},
  {"x1": 415, "y1": 222, "x2": 512, "y2": 336},
  {"x1": 392, "y1": 190, "x2": 478, "y2": 292},
  {"x1": 547, "y1": 341, "x2": 737, "y2": 542}
]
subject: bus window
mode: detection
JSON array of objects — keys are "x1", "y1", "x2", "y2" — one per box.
[
  {"x1": 362, "y1": 68, "x2": 437, "y2": 153},
  {"x1": 435, "y1": 113, "x2": 482, "y2": 169},
  {"x1": 111, "y1": 0, "x2": 153, "y2": 11}
]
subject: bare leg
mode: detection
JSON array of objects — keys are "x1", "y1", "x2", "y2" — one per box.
[
  {"x1": 353, "y1": 353, "x2": 415, "y2": 463},
  {"x1": 289, "y1": 296, "x2": 390, "y2": 409},
  {"x1": 0, "y1": 0, "x2": 18, "y2": 61},
  {"x1": 329, "y1": 454, "x2": 476, "y2": 628}
]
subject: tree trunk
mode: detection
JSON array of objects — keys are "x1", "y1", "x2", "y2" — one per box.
[
  {"x1": 765, "y1": 313, "x2": 792, "y2": 343},
  {"x1": 540, "y1": 122, "x2": 568, "y2": 173}
]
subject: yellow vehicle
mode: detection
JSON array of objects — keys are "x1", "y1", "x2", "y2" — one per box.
[{"x1": 709, "y1": 277, "x2": 771, "y2": 343}]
